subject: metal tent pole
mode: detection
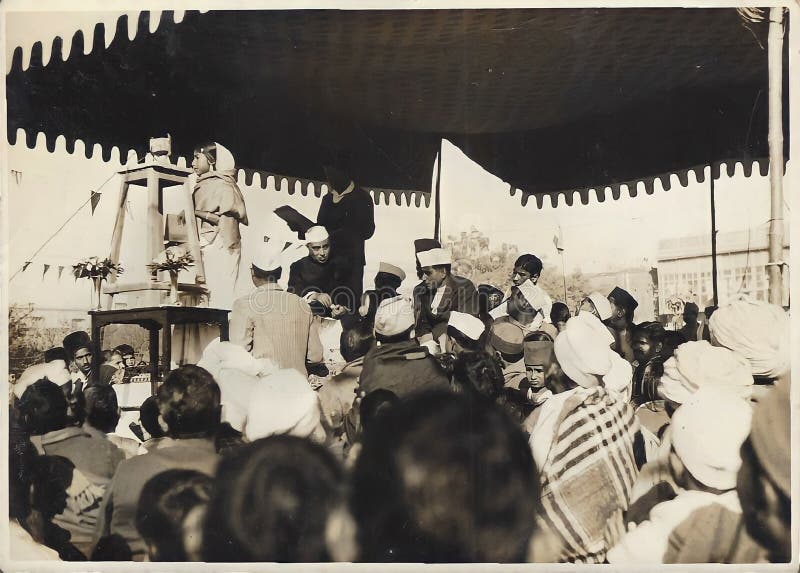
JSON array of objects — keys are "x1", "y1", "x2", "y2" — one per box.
[{"x1": 767, "y1": 7, "x2": 785, "y2": 305}]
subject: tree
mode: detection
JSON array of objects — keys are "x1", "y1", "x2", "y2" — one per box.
[{"x1": 8, "y1": 304, "x2": 72, "y2": 377}]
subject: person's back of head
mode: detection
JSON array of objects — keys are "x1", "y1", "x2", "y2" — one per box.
[
  {"x1": 84, "y1": 385, "x2": 121, "y2": 434},
  {"x1": 549, "y1": 301, "x2": 570, "y2": 325},
  {"x1": 738, "y1": 379, "x2": 791, "y2": 562},
  {"x1": 139, "y1": 395, "x2": 166, "y2": 440},
  {"x1": 340, "y1": 321, "x2": 375, "y2": 363},
  {"x1": 44, "y1": 347, "x2": 69, "y2": 363},
  {"x1": 157, "y1": 365, "x2": 221, "y2": 439},
  {"x1": 136, "y1": 469, "x2": 214, "y2": 561},
  {"x1": 352, "y1": 391, "x2": 539, "y2": 562},
  {"x1": 359, "y1": 389, "x2": 398, "y2": 436},
  {"x1": 9, "y1": 431, "x2": 37, "y2": 522},
  {"x1": 17, "y1": 379, "x2": 69, "y2": 436},
  {"x1": 451, "y1": 351, "x2": 505, "y2": 400},
  {"x1": 203, "y1": 435, "x2": 351, "y2": 562}
]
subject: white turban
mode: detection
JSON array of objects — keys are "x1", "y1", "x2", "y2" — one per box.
[
  {"x1": 554, "y1": 316, "x2": 632, "y2": 393},
  {"x1": 197, "y1": 338, "x2": 278, "y2": 431},
  {"x1": 709, "y1": 298, "x2": 790, "y2": 379},
  {"x1": 243, "y1": 368, "x2": 326, "y2": 443},
  {"x1": 671, "y1": 387, "x2": 753, "y2": 490},
  {"x1": 13, "y1": 361, "x2": 72, "y2": 399},
  {"x1": 658, "y1": 341, "x2": 753, "y2": 405}
]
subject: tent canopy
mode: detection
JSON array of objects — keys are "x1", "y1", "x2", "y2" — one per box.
[{"x1": 6, "y1": 8, "x2": 789, "y2": 205}]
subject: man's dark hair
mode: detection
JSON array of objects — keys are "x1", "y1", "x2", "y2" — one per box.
[
  {"x1": 663, "y1": 330, "x2": 689, "y2": 356},
  {"x1": 359, "y1": 389, "x2": 398, "y2": 435},
  {"x1": 430, "y1": 264, "x2": 451, "y2": 275},
  {"x1": 44, "y1": 347, "x2": 69, "y2": 363},
  {"x1": 374, "y1": 325, "x2": 415, "y2": 345},
  {"x1": 451, "y1": 351, "x2": 505, "y2": 400},
  {"x1": 203, "y1": 435, "x2": 346, "y2": 562},
  {"x1": 352, "y1": 391, "x2": 539, "y2": 562},
  {"x1": 634, "y1": 321, "x2": 666, "y2": 346},
  {"x1": 513, "y1": 254, "x2": 543, "y2": 277},
  {"x1": 549, "y1": 301, "x2": 570, "y2": 324},
  {"x1": 140, "y1": 395, "x2": 166, "y2": 439},
  {"x1": 157, "y1": 365, "x2": 221, "y2": 438},
  {"x1": 84, "y1": 385, "x2": 121, "y2": 434},
  {"x1": 340, "y1": 321, "x2": 375, "y2": 362},
  {"x1": 17, "y1": 379, "x2": 69, "y2": 435},
  {"x1": 136, "y1": 469, "x2": 214, "y2": 562},
  {"x1": 252, "y1": 264, "x2": 282, "y2": 282},
  {"x1": 374, "y1": 271, "x2": 402, "y2": 291},
  {"x1": 114, "y1": 344, "x2": 135, "y2": 356}
]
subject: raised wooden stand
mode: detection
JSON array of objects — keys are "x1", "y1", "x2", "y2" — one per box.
[
  {"x1": 105, "y1": 163, "x2": 207, "y2": 307},
  {"x1": 90, "y1": 306, "x2": 230, "y2": 395}
]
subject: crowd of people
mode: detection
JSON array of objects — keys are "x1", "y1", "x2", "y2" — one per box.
[{"x1": 8, "y1": 159, "x2": 793, "y2": 564}]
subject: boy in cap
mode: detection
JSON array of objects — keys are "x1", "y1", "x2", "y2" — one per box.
[
  {"x1": 359, "y1": 296, "x2": 450, "y2": 397},
  {"x1": 608, "y1": 286, "x2": 638, "y2": 363},
  {"x1": 413, "y1": 244, "x2": 480, "y2": 352},
  {"x1": 317, "y1": 164, "x2": 375, "y2": 311},
  {"x1": 445, "y1": 311, "x2": 488, "y2": 355},
  {"x1": 230, "y1": 247, "x2": 324, "y2": 376},
  {"x1": 288, "y1": 226, "x2": 349, "y2": 317},
  {"x1": 357, "y1": 261, "x2": 406, "y2": 323}
]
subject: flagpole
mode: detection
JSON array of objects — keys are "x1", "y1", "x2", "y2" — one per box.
[{"x1": 560, "y1": 249, "x2": 568, "y2": 303}]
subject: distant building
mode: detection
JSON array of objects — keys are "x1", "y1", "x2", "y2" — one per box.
[{"x1": 656, "y1": 228, "x2": 790, "y2": 310}]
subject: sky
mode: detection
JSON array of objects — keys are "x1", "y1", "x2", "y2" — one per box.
[{"x1": 5, "y1": 8, "x2": 793, "y2": 310}]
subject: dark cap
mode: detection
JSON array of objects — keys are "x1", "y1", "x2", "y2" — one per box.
[
  {"x1": 62, "y1": 331, "x2": 91, "y2": 357},
  {"x1": 414, "y1": 238, "x2": 441, "y2": 254},
  {"x1": 114, "y1": 344, "x2": 135, "y2": 356},
  {"x1": 44, "y1": 347, "x2": 70, "y2": 363},
  {"x1": 608, "y1": 287, "x2": 638, "y2": 313}
]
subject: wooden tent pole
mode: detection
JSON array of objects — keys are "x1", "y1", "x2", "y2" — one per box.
[
  {"x1": 434, "y1": 139, "x2": 443, "y2": 242},
  {"x1": 767, "y1": 7, "x2": 785, "y2": 305},
  {"x1": 710, "y1": 164, "x2": 718, "y2": 307}
]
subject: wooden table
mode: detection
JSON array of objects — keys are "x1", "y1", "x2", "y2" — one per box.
[{"x1": 89, "y1": 306, "x2": 229, "y2": 395}]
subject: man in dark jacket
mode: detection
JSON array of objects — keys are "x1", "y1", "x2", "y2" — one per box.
[
  {"x1": 317, "y1": 165, "x2": 376, "y2": 311},
  {"x1": 413, "y1": 245, "x2": 480, "y2": 353},
  {"x1": 288, "y1": 225, "x2": 349, "y2": 318},
  {"x1": 359, "y1": 296, "x2": 450, "y2": 397}
]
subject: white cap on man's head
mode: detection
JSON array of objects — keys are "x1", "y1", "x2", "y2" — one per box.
[
  {"x1": 374, "y1": 296, "x2": 415, "y2": 337},
  {"x1": 305, "y1": 226, "x2": 329, "y2": 245},
  {"x1": 671, "y1": 387, "x2": 753, "y2": 490},
  {"x1": 448, "y1": 311, "x2": 485, "y2": 341},
  {"x1": 417, "y1": 247, "x2": 451, "y2": 268},
  {"x1": 252, "y1": 248, "x2": 281, "y2": 273},
  {"x1": 378, "y1": 261, "x2": 406, "y2": 281}
]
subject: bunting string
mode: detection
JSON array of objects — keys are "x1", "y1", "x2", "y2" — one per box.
[{"x1": 10, "y1": 167, "x2": 122, "y2": 281}]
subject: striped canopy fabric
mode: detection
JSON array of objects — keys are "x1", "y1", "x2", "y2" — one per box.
[{"x1": 6, "y1": 8, "x2": 788, "y2": 206}]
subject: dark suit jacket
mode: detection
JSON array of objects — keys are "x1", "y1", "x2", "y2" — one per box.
[
  {"x1": 317, "y1": 187, "x2": 375, "y2": 266},
  {"x1": 413, "y1": 273, "x2": 480, "y2": 339}
]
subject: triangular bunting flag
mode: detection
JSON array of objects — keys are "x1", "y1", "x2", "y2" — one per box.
[
  {"x1": 22, "y1": 261, "x2": 32, "y2": 272},
  {"x1": 58, "y1": 266, "x2": 65, "y2": 280},
  {"x1": 42, "y1": 264, "x2": 50, "y2": 279},
  {"x1": 90, "y1": 191, "x2": 102, "y2": 215},
  {"x1": 283, "y1": 242, "x2": 293, "y2": 251}
]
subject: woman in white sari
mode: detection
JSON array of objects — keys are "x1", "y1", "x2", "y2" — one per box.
[{"x1": 192, "y1": 141, "x2": 249, "y2": 309}]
